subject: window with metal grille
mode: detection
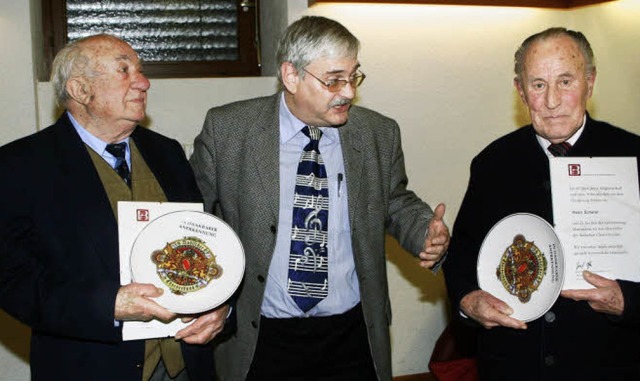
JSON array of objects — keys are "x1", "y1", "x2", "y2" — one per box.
[{"x1": 42, "y1": 0, "x2": 260, "y2": 78}]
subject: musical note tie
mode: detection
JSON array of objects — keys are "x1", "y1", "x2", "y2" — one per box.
[
  {"x1": 287, "y1": 126, "x2": 329, "y2": 312},
  {"x1": 547, "y1": 142, "x2": 572, "y2": 157},
  {"x1": 105, "y1": 142, "x2": 131, "y2": 187}
]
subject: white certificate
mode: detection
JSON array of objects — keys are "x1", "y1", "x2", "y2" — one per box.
[
  {"x1": 550, "y1": 157, "x2": 640, "y2": 289},
  {"x1": 118, "y1": 201, "x2": 203, "y2": 341}
]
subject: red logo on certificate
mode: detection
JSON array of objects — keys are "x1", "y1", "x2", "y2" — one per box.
[
  {"x1": 137, "y1": 209, "x2": 150, "y2": 221},
  {"x1": 568, "y1": 164, "x2": 581, "y2": 176}
]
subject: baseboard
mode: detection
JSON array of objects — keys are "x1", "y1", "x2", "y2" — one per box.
[{"x1": 393, "y1": 372, "x2": 436, "y2": 381}]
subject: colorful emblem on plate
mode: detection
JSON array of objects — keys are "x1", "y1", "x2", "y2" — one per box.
[
  {"x1": 496, "y1": 234, "x2": 547, "y2": 303},
  {"x1": 151, "y1": 237, "x2": 222, "y2": 295}
]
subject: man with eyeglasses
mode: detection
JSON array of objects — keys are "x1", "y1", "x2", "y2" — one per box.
[{"x1": 190, "y1": 16, "x2": 449, "y2": 381}]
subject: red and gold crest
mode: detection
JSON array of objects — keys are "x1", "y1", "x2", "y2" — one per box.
[
  {"x1": 151, "y1": 237, "x2": 222, "y2": 295},
  {"x1": 496, "y1": 234, "x2": 547, "y2": 303}
]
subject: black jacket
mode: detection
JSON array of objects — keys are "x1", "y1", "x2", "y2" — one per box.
[
  {"x1": 445, "y1": 115, "x2": 640, "y2": 381},
  {"x1": 0, "y1": 113, "x2": 214, "y2": 380}
]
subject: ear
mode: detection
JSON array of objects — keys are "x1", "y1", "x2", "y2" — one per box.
[
  {"x1": 514, "y1": 77, "x2": 528, "y2": 106},
  {"x1": 280, "y1": 62, "x2": 300, "y2": 94},
  {"x1": 66, "y1": 77, "x2": 92, "y2": 105},
  {"x1": 586, "y1": 70, "x2": 597, "y2": 98}
]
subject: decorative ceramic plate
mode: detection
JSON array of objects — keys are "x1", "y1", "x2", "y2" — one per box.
[
  {"x1": 477, "y1": 213, "x2": 564, "y2": 322},
  {"x1": 131, "y1": 211, "x2": 244, "y2": 314}
]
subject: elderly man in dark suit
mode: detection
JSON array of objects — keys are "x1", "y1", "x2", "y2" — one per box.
[
  {"x1": 0, "y1": 34, "x2": 228, "y2": 381},
  {"x1": 190, "y1": 16, "x2": 450, "y2": 381},
  {"x1": 444, "y1": 27, "x2": 640, "y2": 381}
]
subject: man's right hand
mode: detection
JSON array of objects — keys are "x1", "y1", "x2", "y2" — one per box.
[
  {"x1": 460, "y1": 290, "x2": 527, "y2": 330},
  {"x1": 114, "y1": 283, "x2": 176, "y2": 322}
]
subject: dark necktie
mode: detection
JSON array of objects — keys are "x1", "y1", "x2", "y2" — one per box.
[
  {"x1": 287, "y1": 126, "x2": 329, "y2": 312},
  {"x1": 105, "y1": 142, "x2": 131, "y2": 187},
  {"x1": 547, "y1": 142, "x2": 572, "y2": 157}
]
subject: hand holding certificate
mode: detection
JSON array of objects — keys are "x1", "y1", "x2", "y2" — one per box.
[{"x1": 550, "y1": 157, "x2": 640, "y2": 290}]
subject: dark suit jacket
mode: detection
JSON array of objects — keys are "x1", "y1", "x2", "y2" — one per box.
[
  {"x1": 190, "y1": 93, "x2": 433, "y2": 381},
  {"x1": 0, "y1": 113, "x2": 214, "y2": 381},
  {"x1": 444, "y1": 115, "x2": 640, "y2": 381}
]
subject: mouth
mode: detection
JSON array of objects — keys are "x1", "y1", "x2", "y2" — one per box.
[
  {"x1": 330, "y1": 98, "x2": 352, "y2": 113},
  {"x1": 543, "y1": 114, "x2": 568, "y2": 120},
  {"x1": 333, "y1": 104, "x2": 350, "y2": 113}
]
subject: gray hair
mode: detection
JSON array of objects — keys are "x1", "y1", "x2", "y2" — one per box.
[
  {"x1": 514, "y1": 27, "x2": 595, "y2": 84},
  {"x1": 276, "y1": 16, "x2": 360, "y2": 83},
  {"x1": 50, "y1": 34, "x2": 117, "y2": 107}
]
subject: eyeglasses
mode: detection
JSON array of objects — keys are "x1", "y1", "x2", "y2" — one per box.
[{"x1": 302, "y1": 69, "x2": 366, "y2": 93}]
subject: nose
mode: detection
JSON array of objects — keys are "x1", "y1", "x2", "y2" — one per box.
[
  {"x1": 132, "y1": 70, "x2": 151, "y2": 91},
  {"x1": 338, "y1": 80, "x2": 356, "y2": 99},
  {"x1": 545, "y1": 84, "x2": 560, "y2": 109}
]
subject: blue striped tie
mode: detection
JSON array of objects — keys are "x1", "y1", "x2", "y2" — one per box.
[{"x1": 287, "y1": 126, "x2": 329, "y2": 312}]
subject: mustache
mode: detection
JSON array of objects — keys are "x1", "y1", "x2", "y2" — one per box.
[{"x1": 329, "y1": 98, "x2": 352, "y2": 107}]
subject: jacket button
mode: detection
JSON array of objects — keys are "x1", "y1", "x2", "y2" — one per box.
[
  {"x1": 257, "y1": 275, "x2": 265, "y2": 283},
  {"x1": 270, "y1": 225, "x2": 277, "y2": 234},
  {"x1": 251, "y1": 320, "x2": 258, "y2": 328},
  {"x1": 544, "y1": 355, "x2": 554, "y2": 366},
  {"x1": 544, "y1": 311, "x2": 556, "y2": 323}
]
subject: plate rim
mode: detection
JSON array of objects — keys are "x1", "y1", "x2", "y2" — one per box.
[
  {"x1": 477, "y1": 212, "x2": 564, "y2": 322},
  {"x1": 130, "y1": 210, "x2": 245, "y2": 314}
]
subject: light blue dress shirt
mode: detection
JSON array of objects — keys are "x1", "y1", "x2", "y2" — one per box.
[
  {"x1": 260, "y1": 94, "x2": 360, "y2": 318},
  {"x1": 67, "y1": 111, "x2": 131, "y2": 169}
]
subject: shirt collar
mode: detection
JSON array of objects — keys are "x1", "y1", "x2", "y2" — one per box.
[
  {"x1": 67, "y1": 111, "x2": 130, "y2": 156},
  {"x1": 536, "y1": 113, "x2": 586, "y2": 156},
  {"x1": 278, "y1": 92, "x2": 340, "y2": 144}
]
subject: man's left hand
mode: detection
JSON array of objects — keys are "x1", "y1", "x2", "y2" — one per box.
[
  {"x1": 561, "y1": 271, "x2": 624, "y2": 316},
  {"x1": 419, "y1": 203, "x2": 450, "y2": 269},
  {"x1": 175, "y1": 304, "x2": 230, "y2": 344}
]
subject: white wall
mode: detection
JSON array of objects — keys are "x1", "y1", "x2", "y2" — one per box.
[
  {"x1": 0, "y1": 2, "x2": 39, "y2": 379},
  {"x1": 575, "y1": 1, "x2": 640, "y2": 128},
  {"x1": 0, "y1": 1, "x2": 39, "y2": 143},
  {"x1": 2, "y1": 0, "x2": 640, "y2": 379}
]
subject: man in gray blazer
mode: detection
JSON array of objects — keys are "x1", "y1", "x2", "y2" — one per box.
[{"x1": 190, "y1": 16, "x2": 449, "y2": 381}]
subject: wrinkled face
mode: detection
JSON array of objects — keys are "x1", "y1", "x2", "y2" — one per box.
[
  {"x1": 83, "y1": 37, "x2": 150, "y2": 132},
  {"x1": 515, "y1": 35, "x2": 595, "y2": 144},
  {"x1": 283, "y1": 56, "x2": 359, "y2": 127}
]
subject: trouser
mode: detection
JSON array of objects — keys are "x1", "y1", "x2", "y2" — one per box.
[{"x1": 246, "y1": 303, "x2": 378, "y2": 381}]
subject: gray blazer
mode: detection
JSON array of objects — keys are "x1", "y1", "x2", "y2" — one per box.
[{"x1": 190, "y1": 93, "x2": 433, "y2": 381}]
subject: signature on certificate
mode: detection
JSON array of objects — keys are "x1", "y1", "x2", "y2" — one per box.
[{"x1": 575, "y1": 259, "x2": 593, "y2": 272}]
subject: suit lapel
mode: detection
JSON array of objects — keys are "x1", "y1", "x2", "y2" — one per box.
[
  {"x1": 338, "y1": 113, "x2": 365, "y2": 230},
  {"x1": 249, "y1": 94, "x2": 282, "y2": 221},
  {"x1": 569, "y1": 114, "x2": 597, "y2": 157},
  {"x1": 51, "y1": 114, "x2": 120, "y2": 275},
  {"x1": 131, "y1": 127, "x2": 177, "y2": 200}
]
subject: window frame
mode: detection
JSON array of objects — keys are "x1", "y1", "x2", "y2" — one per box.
[
  {"x1": 308, "y1": 0, "x2": 613, "y2": 8},
  {"x1": 41, "y1": 0, "x2": 261, "y2": 79}
]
